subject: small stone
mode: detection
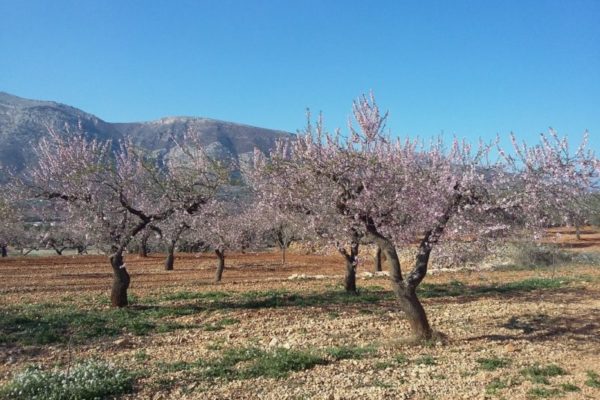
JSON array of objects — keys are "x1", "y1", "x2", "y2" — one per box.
[{"x1": 113, "y1": 338, "x2": 130, "y2": 347}]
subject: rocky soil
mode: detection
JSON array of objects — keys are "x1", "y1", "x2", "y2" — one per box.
[{"x1": 1, "y1": 239, "x2": 599, "y2": 399}]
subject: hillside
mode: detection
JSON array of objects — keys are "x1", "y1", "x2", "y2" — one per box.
[{"x1": 0, "y1": 92, "x2": 291, "y2": 181}]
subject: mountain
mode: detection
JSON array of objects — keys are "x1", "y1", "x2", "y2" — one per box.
[{"x1": 0, "y1": 92, "x2": 291, "y2": 181}]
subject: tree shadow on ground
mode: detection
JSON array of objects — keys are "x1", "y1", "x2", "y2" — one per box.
[
  {"x1": 421, "y1": 279, "x2": 592, "y2": 306},
  {"x1": 154, "y1": 277, "x2": 589, "y2": 312},
  {"x1": 201, "y1": 289, "x2": 386, "y2": 311},
  {"x1": 464, "y1": 309, "x2": 600, "y2": 344}
]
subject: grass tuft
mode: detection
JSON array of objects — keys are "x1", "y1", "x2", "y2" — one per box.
[
  {"x1": 520, "y1": 364, "x2": 567, "y2": 384},
  {"x1": 586, "y1": 370, "x2": 600, "y2": 388},
  {"x1": 198, "y1": 347, "x2": 327, "y2": 380},
  {"x1": 395, "y1": 353, "x2": 409, "y2": 365},
  {"x1": 527, "y1": 386, "x2": 562, "y2": 398},
  {"x1": 415, "y1": 355, "x2": 437, "y2": 366},
  {"x1": 560, "y1": 383, "x2": 580, "y2": 392},
  {"x1": 485, "y1": 378, "x2": 508, "y2": 395},
  {"x1": 203, "y1": 317, "x2": 240, "y2": 331},
  {"x1": 326, "y1": 345, "x2": 376, "y2": 360},
  {"x1": 476, "y1": 356, "x2": 511, "y2": 371}
]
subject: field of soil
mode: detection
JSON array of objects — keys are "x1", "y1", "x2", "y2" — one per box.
[{"x1": 1, "y1": 230, "x2": 600, "y2": 399}]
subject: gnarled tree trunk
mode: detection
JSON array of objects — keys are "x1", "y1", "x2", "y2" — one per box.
[
  {"x1": 379, "y1": 236, "x2": 432, "y2": 339},
  {"x1": 110, "y1": 252, "x2": 130, "y2": 308},
  {"x1": 364, "y1": 219, "x2": 432, "y2": 339},
  {"x1": 214, "y1": 249, "x2": 225, "y2": 282},
  {"x1": 363, "y1": 189, "x2": 462, "y2": 339}
]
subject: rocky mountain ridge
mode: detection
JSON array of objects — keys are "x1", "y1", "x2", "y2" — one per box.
[{"x1": 0, "y1": 92, "x2": 291, "y2": 181}]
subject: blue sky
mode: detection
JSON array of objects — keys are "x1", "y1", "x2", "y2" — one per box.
[{"x1": 1, "y1": 0, "x2": 599, "y2": 152}]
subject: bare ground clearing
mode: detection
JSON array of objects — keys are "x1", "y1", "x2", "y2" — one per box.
[{"x1": 1, "y1": 233, "x2": 599, "y2": 399}]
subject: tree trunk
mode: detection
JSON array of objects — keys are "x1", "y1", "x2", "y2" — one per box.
[
  {"x1": 385, "y1": 242, "x2": 432, "y2": 339},
  {"x1": 164, "y1": 224, "x2": 186, "y2": 270},
  {"x1": 139, "y1": 231, "x2": 149, "y2": 257},
  {"x1": 110, "y1": 252, "x2": 130, "y2": 308},
  {"x1": 365, "y1": 222, "x2": 432, "y2": 340},
  {"x1": 575, "y1": 225, "x2": 581, "y2": 240},
  {"x1": 344, "y1": 258, "x2": 357, "y2": 293},
  {"x1": 339, "y1": 239, "x2": 359, "y2": 294},
  {"x1": 391, "y1": 282, "x2": 432, "y2": 338},
  {"x1": 281, "y1": 246, "x2": 286, "y2": 266},
  {"x1": 1, "y1": 245, "x2": 7, "y2": 257},
  {"x1": 164, "y1": 240, "x2": 175, "y2": 271},
  {"x1": 374, "y1": 246, "x2": 382, "y2": 272},
  {"x1": 214, "y1": 249, "x2": 225, "y2": 282}
]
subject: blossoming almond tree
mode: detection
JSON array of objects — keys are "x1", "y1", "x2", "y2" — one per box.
[
  {"x1": 501, "y1": 130, "x2": 599, "y2": 235},
  {"x1": 257, "y1": 94, "x2": 598, "y2": 339},
  {"x1": 159, "y1": 212, "x2": 190, "y2": 271},
  {"x1": 18, "y1": 129, "x2": 229, "y2": 306},
  {"x1": 0, "y1": 190, "x2": 21, "y2": 257},
  {"x1": 260, "y1": 210, "x2": 304, "y2": 266},
  {"x1": 193, "y1": 195, "x2": 260, "y2": 282},
  {"x1": 253, "y1": 112, "x2": 370, "y2": 293}
]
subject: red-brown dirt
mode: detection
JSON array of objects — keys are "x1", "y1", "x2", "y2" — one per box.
[{"x1": 1, "y1": 228, "x2": 599, "y2": 399}]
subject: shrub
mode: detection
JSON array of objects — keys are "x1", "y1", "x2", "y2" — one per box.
[
  {"x1": 507, "y1": 242, "x2": 573, "y2": 268},
  {"x1": 0, "y1": 360, "x2": 134, "y2": 400}
]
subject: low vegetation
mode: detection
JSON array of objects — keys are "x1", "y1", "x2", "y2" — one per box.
[
  {"x1": 0, "y1": 253, "x2": 598, "y2": 399},
  {"x1": 520, "y1": 364, "x2": 567, "y2": 385},
  {"x1": 476, "y1": 356, "x2": 511, "y2": 371},
  {"x1": 0, "y1": 276, "x2": 583, "y2": 348},
  {"x1": 0, "y1": 360, "x2": 134, "y2": 400}
]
